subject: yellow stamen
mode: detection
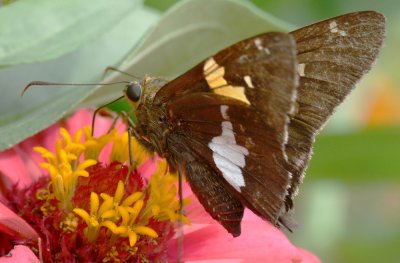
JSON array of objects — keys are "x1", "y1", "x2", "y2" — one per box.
[
  {"x1": 60, "y1": 213, "x2": 79, "y2": 233},
  {"x1": 35, "y1": 125, "x2": 191, "y2": 252},
  {"x1": 35, "y1": 128, "x2": 98, "y2": 210},
  {"x1": 90, "y1": 192, "x2": 100, "y2": 216},
  {"x1": 135, "y1": 226, "x2": 158, "y2": 238},
  {"x1": 114, "y1": 181, "x2": 125, "y2": 205},
  {"x1": 121, "y1": 192, "x2": 143, "y2": 207},
  {"x1": 83, "y1": 126, "x2": 114, "y2": 160},
  {"x1": 139, "y1": 159, "x2": 191, "y2": 224},
  {"x1": 128, "y1": 232, "x2": 138, "y2": 247}
]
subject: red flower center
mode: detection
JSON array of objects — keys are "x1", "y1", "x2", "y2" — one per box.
[{"x1": 3, "y1": 127, "x2": 190, "y2": 262}]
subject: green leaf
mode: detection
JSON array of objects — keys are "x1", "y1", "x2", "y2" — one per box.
[
  {"x1": 127, "y1": 0, "x2": 293, "y2": 76},
  {"x1": 0, "y1": 0, "x2": 292, "y2": 151},
  {"x1": 145, "y1": 0, "x2": 179, "y2": 11},
  {"x1": 0, "y1": 0, "x2": 142, "y2": 66},
  {"x1": 84, "y1": 0, "x2": 293, "y2": 106},
  {"x1": 0, "y1": 4, "x2": 160, "y2": 151},
  {"x1": 307, "y1": 127, "x2": 400, "y2": 182}
]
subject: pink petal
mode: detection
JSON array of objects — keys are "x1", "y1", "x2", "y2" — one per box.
[
  {"x1": 181, "y1": 182, "x2": 216, "y2": 225},
  {"x1": 34, "y1": 122, "x2": 62, "y2": 153},
  {"x1": 297, "y1": 248, "x2": 321, "y2": 263},
  {"x1": 184, "y1": 260, "x2": 244, "y2": 263},
  {"x1": 0, "y1": 245, "x2": 39, "y2": 263},
  {"x1": 169, "y1": 190, "x2": 320, "y2": 263},
  {"x1": 12, "y1": 144, "x2": 44, "y2": 183},
  {"x1": 0, "y1": 148, "x2": 34, "y2": 190},
  {"x1": 0, "y1": 202, "x2": 38, "y2": 241},
  {"x1": 0, "y1": 121, "x2": 63, "y2": 191},
  {"x1": 20, "y1": 122, "x2": 62, "y2": 159},
  {"x1": 183, "y1": 194, "x2": 215, "y2": 225},
  {"x1": 64, "y1": 109, "x2": 95, "y2": 136},
  {"x1": 0, "y1": 108, "x2": 126, "y2": 192},
  {"x1": 137, "y1": 158, "x2": 158, "y2": 179}
]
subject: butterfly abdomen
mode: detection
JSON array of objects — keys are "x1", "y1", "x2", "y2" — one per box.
[{"x1": 177, "y1": 148, "x2": 245, "y2": 237}]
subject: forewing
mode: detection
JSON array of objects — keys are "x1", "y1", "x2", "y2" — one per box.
[
  {"x1": 168, "y1": 93, "x2": 292, "y2": 231},
  {"x1": 285, "y1": 11, "x2": 386, "y2": 206},
  {"x1": 155, "y1": 32, "x2": 298, "y2": 147},
  {"x1": 154, "y1": 33, "x2": 299, "y2": 233}
]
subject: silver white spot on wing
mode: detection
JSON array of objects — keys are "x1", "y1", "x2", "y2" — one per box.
[
  {"x1": 283, "y1": 81, "x2": 298, "y2": 163},
  {"x1": 254, "y1": 38, "x2": 271, "y2": 54},
  {"x1": 237, "y1": 54, "x2": 250, "y2": 64},
  {"x1": 254, "y1": 38, "x2": 263, "y2": 50},
  {"x1": 329, "y1": 21, "x2": 347, "y2": 36},
  {"x1": 297, "y1": 63, "x2": 306, "y2": 77},
  {"x1": 286, "y1": 171, "x2": 293, "y2": 192},
  {"x1": 220, "y1": 105, "x2": 229, "y2": 119},
  {"x1": 243, "y1": 75, "x2": 254, "y2": 88},
  {"x1": 288, "y1": 85, "x2": 298, "y2": 116},
  {"x1": 209, "y1": 106, "x2": 249, "y2": 192}
]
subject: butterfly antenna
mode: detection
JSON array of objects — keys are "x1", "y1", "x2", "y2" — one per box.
[
  {"x1": 103, "y1": 66, "x2": 140, "y2": 79},
  {"x1": 177, "y1": 173, "x2": 184, "y2": 262},
  {"x1": 21, "y1": 80, "x2": 131, "y2": 97}
]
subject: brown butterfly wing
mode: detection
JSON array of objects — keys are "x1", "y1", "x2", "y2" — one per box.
[
  {"x1": 284, "y1": 11, "x2": 386, "y2": 207},
  {"x1": 152, "y1": 33, "x2": 299, "y2": 235},
  {"x1": 155, "y1": 32, "x2": 298, "y2": 148},
  {"x1": 167, "y1": 93, "x2": 294, "y2": 234}
]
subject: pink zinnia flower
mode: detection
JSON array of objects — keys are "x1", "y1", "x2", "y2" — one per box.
[{"x1": 0, "y1": 109, "x2": 320, "y2": 262}]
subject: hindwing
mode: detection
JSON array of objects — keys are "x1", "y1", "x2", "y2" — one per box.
[
  {"x1": 155, "y1": 33, "x2": 299, "y2": 235},
  {"x1": 284, "y1": 11, "x2": 386, "y2": 207}
]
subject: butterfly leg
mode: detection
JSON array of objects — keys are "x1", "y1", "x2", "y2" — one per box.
[
  {"x1": 176, "y1": 169, "x2": 185, "y2": 263},
  {"x1": 91, "y1": 96, "x2": 125, "y2": 136}
]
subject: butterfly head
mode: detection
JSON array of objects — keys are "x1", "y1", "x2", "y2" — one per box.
[
  {"x1": 123, "y1": 76, "x2": 170, "y2": 153},
  {"x1": 125, "y1": 81, "x2": 142, "y2": 105},
  {"x1": 124, "y1": 76, "x2": 168, "y2": 108}
]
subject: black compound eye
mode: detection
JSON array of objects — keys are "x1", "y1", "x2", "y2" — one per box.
[{"x1": 125, "y1": 82, "x2": 142, "y2": 102}]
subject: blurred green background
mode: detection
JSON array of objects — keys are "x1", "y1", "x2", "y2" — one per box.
[
  {"x1": 145, "y1": 1, "x2": 400, "y2": 262},
  {"x1": 1, "y1": 0, "x2": 399, "y2": 262}
]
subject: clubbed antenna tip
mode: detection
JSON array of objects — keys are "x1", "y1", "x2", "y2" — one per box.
[{"x1": 20, "y1": 80, "x2": 132, "y2": 97}]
